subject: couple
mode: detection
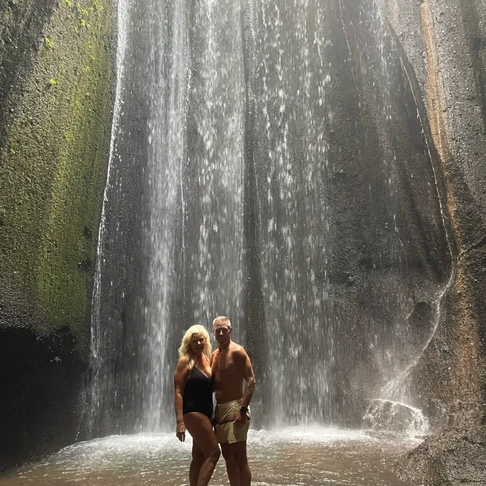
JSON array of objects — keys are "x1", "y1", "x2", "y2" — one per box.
[{"x1": 174, "y1": 316, "x2": 256, "y2": 486}]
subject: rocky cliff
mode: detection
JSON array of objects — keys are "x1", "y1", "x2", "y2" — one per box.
[
  {"x1": 381, "y1": 0, "x2": 486, "y2": 483},
  {"x1": 381, "y1": 0, "x2": 486, "y2": 431},
  {"x1": 0, "y1": 0, "x2": 115, "y2": 466}
]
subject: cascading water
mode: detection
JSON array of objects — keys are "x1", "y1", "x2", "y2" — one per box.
[
  {"x1": 83, "y1": 0, "x2": 129, "y2": 437},
  {"x1": 84, "y1": 0, "x2": 249, "y2": 436},
  {"x1": 252, "y1": 0, "x2": 339, "y2": 425},
  {"x1": 141, "y1": 0, "x2": 247, "y2": 430},
  {"x1": 140, "y1": 0, "x2": 191, "y2": 432},
  {"x1": 84, "y1": 0, "x2": 453, "y2": 439}
]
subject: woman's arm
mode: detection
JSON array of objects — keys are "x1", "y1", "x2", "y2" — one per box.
[{"x1": 174, "y1": 357, "x2": 189, "y2": 441}]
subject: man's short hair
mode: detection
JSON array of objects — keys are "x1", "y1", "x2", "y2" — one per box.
[{"x1": 213, "y1": 315, "x2": 231, "y2": 329}]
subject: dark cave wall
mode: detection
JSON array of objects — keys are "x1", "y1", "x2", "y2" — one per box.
[{"x1": 0, "y1": 0, "x2": 115, "y2": 466}]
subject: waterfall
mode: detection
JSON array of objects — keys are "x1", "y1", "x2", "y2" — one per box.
[
  {"x1": 83, "y1": 0, "x2": 130, "y2": 437},
  {"x1": 84, "y1": 0, "x2": 453, "y2": 437},
  {"x1": 141, "y1": 0, "x2": 247, "y2": 430},
  {"x1": 140, "y1": 0, "x2": 191, "y2": 433},
  {"x1": 252, "y1": 0, "x2": 338, "y2": 425}
]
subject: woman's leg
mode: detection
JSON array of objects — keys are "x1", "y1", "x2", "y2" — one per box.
[{"x1": 184, "y1": 412, "x2": 221, "y2": 486}]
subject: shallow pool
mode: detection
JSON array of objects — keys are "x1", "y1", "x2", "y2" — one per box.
[{"x1": 0, "y1": 426, "x2": 415, "y2": 485}]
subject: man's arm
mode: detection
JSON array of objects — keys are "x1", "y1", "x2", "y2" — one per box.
[
  {"x1": 232, "y1": 346, "x2": 255, "y2": 426},
  {"x1": 240, "y1": 348, "x2": 256, "y2": 408}
]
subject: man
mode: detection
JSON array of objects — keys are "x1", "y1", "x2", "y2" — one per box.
[{"x1": 211, "y1": 316, "x2": 256, "y2": 486}]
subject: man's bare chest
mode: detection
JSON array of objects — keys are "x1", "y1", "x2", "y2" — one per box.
[{"x1": 213, "y1": 354, "x2": 237, "y2": 376}]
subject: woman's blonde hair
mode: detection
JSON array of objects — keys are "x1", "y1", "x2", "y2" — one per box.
[{"x1": 178, "y1": 324, "x2": 212, "y2": 370}]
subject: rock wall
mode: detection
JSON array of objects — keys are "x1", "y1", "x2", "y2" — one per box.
[
  {"x1": 380, "y1": 0, "x2": 486, "y2": 430},
  {"x1": 397, "y1": 426, "x2": 486, "y2": 485},
  {"x1": 0, "y1": 0, "x2": 115, "y2": 466},
  {"x1": 381, "y1": 0, "x2": 486, "y2": 483}
]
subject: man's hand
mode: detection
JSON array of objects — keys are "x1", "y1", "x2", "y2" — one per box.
[
  {"x1": 176, "y1": 421, "x2": 186, "y2": 442},
  {"x1": 234, "y1": 409, "x2": 248, "y2": 428}
]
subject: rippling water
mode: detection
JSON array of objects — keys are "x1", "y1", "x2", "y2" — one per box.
[{"x1": 0, "y1": 427, "x2": 415, "y2": 485}]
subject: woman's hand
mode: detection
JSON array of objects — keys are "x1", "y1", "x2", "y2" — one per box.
[
  {"x1": 176, "y1": 421, "x2": 186, "y2": 442},
  {"x1": 174, "y1": 357, "x2": 189, "y2": 442}
]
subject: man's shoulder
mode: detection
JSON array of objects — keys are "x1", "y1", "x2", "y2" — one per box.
[{"x1": 230, "y1": 341, "x2": 247, "y2": 357}]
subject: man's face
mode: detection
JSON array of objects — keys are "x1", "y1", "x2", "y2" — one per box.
[{"x1": 213, "y1": 322, "x2": 231, "y2": 345}]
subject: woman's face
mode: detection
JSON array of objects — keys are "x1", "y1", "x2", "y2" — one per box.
[{"x1": 189, "y1": 333, "x2": 206, "y2": 355}]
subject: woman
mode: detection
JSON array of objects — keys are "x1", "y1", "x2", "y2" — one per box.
[{"x1": 174, "y1": 325, "x2": 220, "y2": 486}]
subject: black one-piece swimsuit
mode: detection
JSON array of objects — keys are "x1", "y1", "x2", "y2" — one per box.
[{"x1": 183, "y1": 367, "x2": 214, "y2": 419}]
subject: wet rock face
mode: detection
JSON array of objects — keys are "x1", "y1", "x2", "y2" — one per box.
[
  {"x1": 396, "y1": 426, "x2": 486, "y2": 486},
  {"x1": 0, "y1": 0, "x2": 57, "y2": 143},
  {"x1": 383, "y1": 0, "x2": 486, "y2": 481},
  {"x1": 85, "y1": 0, "x2": 482, "y2": 434},
  {"x1": 381, "y1": 0, "x2": 486, "y2": 429},
  {"x1": 0, "y1": 0, "x2": 115, "y2": 466},
  {"x1": 363, "y1": 399, "x2": 428, "y2": 435}
]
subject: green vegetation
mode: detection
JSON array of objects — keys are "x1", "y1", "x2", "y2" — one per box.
[{"x1": 0, "y1": 0, "x2": 114, "y2": 351}]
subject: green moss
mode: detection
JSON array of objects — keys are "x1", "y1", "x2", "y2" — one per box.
[{"x1": 0, "y1": 0, "x2": 114, "y2": 349}]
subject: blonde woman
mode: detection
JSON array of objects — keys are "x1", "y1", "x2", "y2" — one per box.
[{"x1": 174, "y1": 325, "x2": 220, "y2": 486}]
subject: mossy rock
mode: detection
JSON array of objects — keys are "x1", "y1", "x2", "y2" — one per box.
[{"x1": 0, "y1": 0, "x2": 115, "y2": 354}]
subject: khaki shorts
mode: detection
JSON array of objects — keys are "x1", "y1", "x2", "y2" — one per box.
[{"x1": 213, "y1": 400, "x2": 250, "y2": 444}]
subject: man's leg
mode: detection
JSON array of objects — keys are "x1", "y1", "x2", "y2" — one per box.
[
  {"x1": 221, "y1": 441, "x2": 251, "y2": 486},
  {"x1": 233, "y1": 441, "x2": 251, "y2": 486},
  {"x1": 189, "y1": 441, "x2": 205, "y2": 486},
  {"x1": 221, "y1": 442, "x2": 241, "y2": 486}
]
